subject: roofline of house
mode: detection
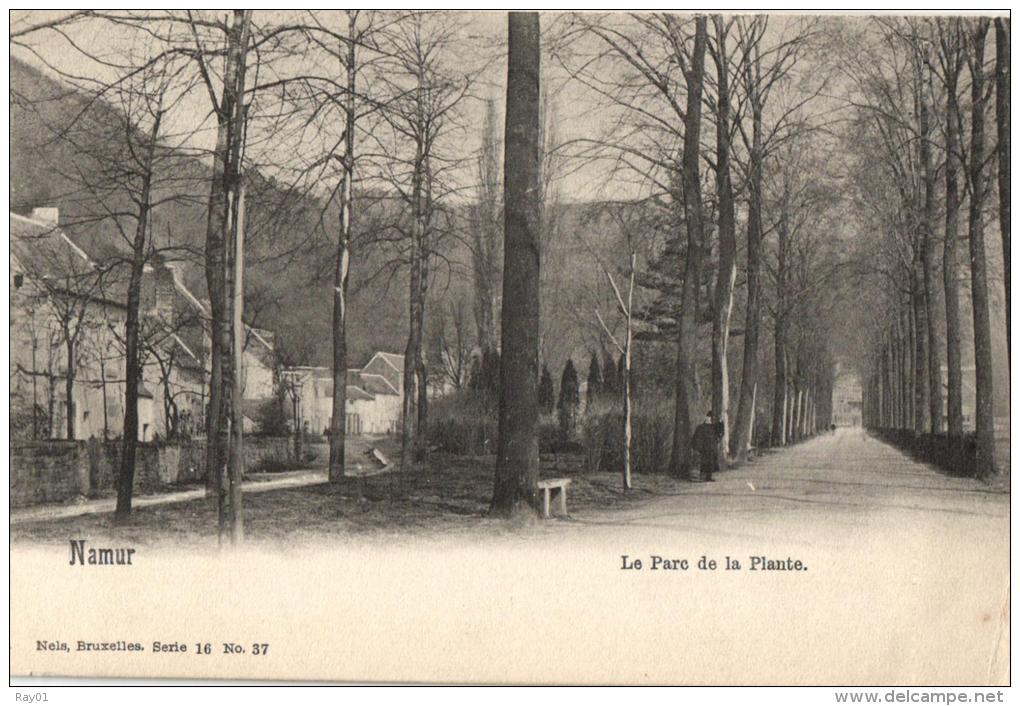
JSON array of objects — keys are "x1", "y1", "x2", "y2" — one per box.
[
  {"x1": 348, "y1": 385, "x2": 373, "y2": 401},
  {"x1": 358, "y1": 371, "x2": 400, "y2": 395},
  {"x1": 368, "y1": 351, "x2": 404, "y2": 374},
  {"x1": 12, "y1": 213, "x2": 282, "y2": 363},
  {"x1": 248, "y1": 327, "x2": 274, "y2": 353},
  {"x1": 170, "y1": 333, "x2": 203, "y2": 367},
  {"x1": 12, "y1": 212, "x2": 97, "y2": 266}
]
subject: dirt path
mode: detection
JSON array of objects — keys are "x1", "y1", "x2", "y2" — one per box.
[
  {"x1": 9, "y1": 428, "x2": 1008, "y2": 683},
  {"x1": 9, "y1": 470, "x2": 327, "y2": 524},
  {"x1": 563, "y1": 427, "x2": 1008, "y2": 544}
]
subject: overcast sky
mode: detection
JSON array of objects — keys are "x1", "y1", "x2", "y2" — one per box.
[
  {"x1": 9, "y1": 11, "x2": 1007, "y2": 206},
  {"x1": 10, "y1": 10, "x2": 630, "y2": 203}
]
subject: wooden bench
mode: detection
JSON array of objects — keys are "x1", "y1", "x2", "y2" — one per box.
[{"x1": 537, "y1": 478, "x2": 571, "y2": 519}]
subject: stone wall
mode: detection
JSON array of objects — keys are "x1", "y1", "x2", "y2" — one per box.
[
  {"x1": 10, "y1": 436, "x2": 297, "y2": 508},
  {"x1": 9, "y1": 441, "x2": 90, "y2": 508}
]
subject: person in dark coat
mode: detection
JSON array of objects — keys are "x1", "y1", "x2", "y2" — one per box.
[{"x1": 691, "y1": 411, "x2": 725, "y2": 482}]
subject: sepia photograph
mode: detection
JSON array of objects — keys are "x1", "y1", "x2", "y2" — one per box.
[{"x1": 7, "y1": 8, "x2": 1012, "y2": 689}]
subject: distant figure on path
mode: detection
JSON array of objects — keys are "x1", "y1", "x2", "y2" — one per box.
[{"x1": 691, "y1": 410, "x2": 725, "y2": 482}]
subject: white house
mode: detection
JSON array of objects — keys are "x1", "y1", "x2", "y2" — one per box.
[
  {"x1": 283, "y1": 352, "x2": 404, "y2": 437},
  {"x1": 10, "y1": 208, "x2": 279, "y2": 441}
]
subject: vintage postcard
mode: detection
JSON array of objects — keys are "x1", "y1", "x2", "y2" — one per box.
[{"x1": 8, "y1": 9, "x2": 1011, "y2": 686}]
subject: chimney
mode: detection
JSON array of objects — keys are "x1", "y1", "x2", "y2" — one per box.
[
  {"x1": 141, "y1": 260, "x2": 176, "y2": 317},
  {"x1": 141, "y1": 263, "x2": 156, "y2": 312},
  {"x1": 30, "y1": 207, "x2": 59, "y2": 227},
  {"x1": 154, "y1": 261, "x2": 176, "y2": 316}
]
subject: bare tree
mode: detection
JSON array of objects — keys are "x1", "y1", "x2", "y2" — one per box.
[
  {"x1": 491, "y1": 11, "x2": 542, "y2": 516},
  {"x1": 588, "y1": 227, "x2": 638, "y2": 492},
  {"x1": 12, "y1": 17, "x2": 209, "y2": 514},
  {"x1": 964, "y1": 19, "x2": 997, "y2": 477},
  {"x1": 194, "y1": 10, "x2": 252, "y2": 541},
  {"x1": 935, "y1": 18, "x2": 967, "y2": 441},
  {"x1": 19, "y1": 238, "x2": 108, "y2": 441},
  {"x1": 994, "y1": 18, "x2": 1010, "y2": 360},
  {"x1": 375, "y1": 11, "x2": 475, "y2": 472},
  {"x1": 706, "y1": 17, "x2": 738, "y2": 460},
  {"x1": 428, "y1": 296, "x2": 473, "y2": 391},
  {"x1": 729, "y1": 16, "x2": 818, "y2": 460},
  {"x1": 286, "y1": 11, "x2": 394, "y2": 485},
  {"x1": 668, "y1": 16, "x2": 707, "y2": 479},
  {"x1": 471, "y1": 98, "x2": 503, "y2": 355}
]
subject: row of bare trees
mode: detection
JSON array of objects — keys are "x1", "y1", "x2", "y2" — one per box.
[
  {"x1": 11, "y1": 12, "x2": 1006, "y2": 530},
  {"x1": 852, "y1": 18, "x2": 1009, "y2": 478},
  {"x1": 551, "y1": 14, "x2": 842, "y2": 483},
  {"x1": 13, "y1": 10, "x2": 495, "y2": 530}
]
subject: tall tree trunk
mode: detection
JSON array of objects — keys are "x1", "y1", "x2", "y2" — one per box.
[
  {"x1": 943, "y1": 30, "x2": 965, "y2": 439},
  {"x1": 886, "y1": 337, "x2": 894, "y2": 427},
  {"x1": 878, "y1": 339, "x2": 886, "y2": 427},
  {"x1": 791, "y1": 378, "x2": 802, "y2": 443},
  {"x1": 771, "y1": 207, "x2": 789, "y2": 446},
  {"x1": 222, "y1": 10, "x2": 252, "y2": 543},
  {"x1": 400, "y1": 71, "x2": 426, "y2": 474},
  {"x1": 888, "y1": 329, "x2": 897, "y2": 427},
  {"x1": 783, "y1": 378, "x2": 791, "y2": 441},
  {"x1": 47, "y1": 373, "x2": 56, "y2": 439},
  {"x1": 227, "y1": 182, "x2": 247, "y2": 544},
  {"x1": 710, "y1": 17, "x2": 737, "y2": 464},
  {"x1": 415, "y1": 259, "x2": 429, "y2": 463},
  {"x1": 622, "y1": 254, "x2": 635, "y2": 492},
  {"x1": 731, "y1": 66, "x2": 763, "y2": 461},
  {"x1": 918, "y1": 65, "x2": 943, "y2": 434},
  {"x1": 911, "y1": 275, "x2": 930, "y2": 435},
  {"x1": 967, "y1": 21, "x2": 997, "y2": 477},
  {"x1": 895, "y1": 315, "x2": 906, "y2": 429},
  {"x1": 99, "y1": 355, "x2": 109, "y2": 439},
  {"x1": 995, "y1": 18, "x2": 1010, "y2": 361},
  {"x1": 889, "y1": 324, "x2": 897, "y2": 424},
  {"x1": 329, "y1": 21, "x2": 357, "y2": 485},
  {"x1": 401, "y1": 229, "x2": 422, "y2": 473},
  {"x1": 491, "y1": 11, "x2": 542, "y2": 516},
  {"x1": 115, "y1": 111, "x2": 161, "y2": 520},
  {"x1": 905, "y1": 304, "x2": 915, "y2": 429},
  {"x1": 414, "y1": 161, "x2": 434, "y2": 464},
  {"x1": 473, "y1": 99, "x2": 501, "y2": 355},
  {"x1": 64, "y1": 341, "x2": 75, "y2": 440},
  {"x1": 669, "y1": 17, "x2": 708, "y2": 480},
  {"x1": 204, "y1": 9, "x2": 251, "y2": 506}
]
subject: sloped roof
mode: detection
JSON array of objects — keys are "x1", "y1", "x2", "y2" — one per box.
[
  {"x1": 10, "y1": 212, "x2": 123, "y2": 303},
  {"x1": 11, "y1": 214, "x2": 280, "y2": 366},
  {"x1": 282, "y1": 353, "x2": 407, "y2": 402},
  {"x1": 347, "y1": 385, "x2": 374, "y2": 402},
  {"x1": 355, "y1": 371, "x2": 400, "y2": 396},
  {"x1": 370, "y1": 351, "x2": 405, "y2": 373},
  {"x1": 170, "y1": 333, "x2": 204, "y2": 370}
]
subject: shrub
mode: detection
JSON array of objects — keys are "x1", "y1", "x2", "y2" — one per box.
[
  {"x1": 539, "y1": 414, "x2": 581, "y2": 454},
  {"x1": 538, "y1": 364, "x2": 556, "y2": 414},
  {"x1": 427, "y1": 390, "x2": 498, "y2": 456},
  {"x1": 580, "y1": 396, "x2": 674, "y2": 475},
  {"x1": 557, "y1": 359, "x2": 580, "y2": 444},
  {"x1": 254, "y1": 394, "x2": 289, "y2": 437}
]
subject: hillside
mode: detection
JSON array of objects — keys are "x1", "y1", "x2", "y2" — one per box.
[
  {"x1": 10, "y1": 57, "x2": 632, "y2": 375},
  {"x1": 10, "y1": 57, "x2": 414, "y2": 367}
]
